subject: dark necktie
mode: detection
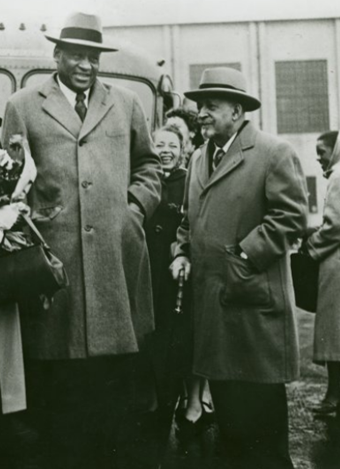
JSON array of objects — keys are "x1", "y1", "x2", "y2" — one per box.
[
  {"x1": 213, "y1": 148, "x2": 225, "y2": 170},
  {"x1": 75, "y1": 92, "x2": 87, "y2": 122}
]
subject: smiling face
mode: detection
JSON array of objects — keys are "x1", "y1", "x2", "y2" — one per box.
[
  {"x1": 154, "y1": 130, "x2": 182, "y2": 172},
  {"x1": 197, "y1": 98, "x2": 243, "y2": 146},
  {"x1": 54, "y1": 44, "x2": 101, "y2": 93},
  {"x1": 316, "y1": 138, "x2": 333, "y2": 173}
]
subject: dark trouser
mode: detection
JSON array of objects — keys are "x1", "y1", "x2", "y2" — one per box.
[
  {"x1": 20, "y1": 354, "x2": 159, "y2": 469},
  {"x1": 209, "y1": 380, "x2": 294, "y2": 469}
]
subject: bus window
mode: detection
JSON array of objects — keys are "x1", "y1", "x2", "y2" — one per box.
[
  {"x1": 22, "y1": 70, "x2": 51, "y2": 89},
  {"x1": 100, "y1": 75, "x2": 155, "y2": 129},
  {"x1": 22, "y1": 70, "x2": 156, "y2": 130},
  {"x1": 0, "y1": 70, "x2": 16, "y2": 126}
]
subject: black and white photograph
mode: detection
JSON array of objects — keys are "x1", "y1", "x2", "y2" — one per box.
[{"x1": 1, "y1": 0, "x2": 340, "y2": 468}]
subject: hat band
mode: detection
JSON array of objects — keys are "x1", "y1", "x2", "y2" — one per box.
[
  {"x1": 60, "y1": 27, "x2": 102, "y2": 44},
  {"x1": 199, "y1": 83, "x2": 246, "y2": 92}
]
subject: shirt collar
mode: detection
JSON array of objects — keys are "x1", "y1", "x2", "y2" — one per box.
[
  {"x1": 213, "y1": 131, "x2": 238, "y2": 156},
  {"x1": 56, "y1": 75, "x2": 90, "y2": 108}
]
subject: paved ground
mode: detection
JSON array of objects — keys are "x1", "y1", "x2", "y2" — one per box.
[{"x1": 163, "y1": 309, "x2": 339, "y2": 469}]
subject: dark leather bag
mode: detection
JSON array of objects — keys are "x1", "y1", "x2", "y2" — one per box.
[
  {"x1": 290, "y1": 251, "x2": 319, "y2": 313},
  {"x1": 0, "y1": 214, "x2": 69, "y2": 304}
]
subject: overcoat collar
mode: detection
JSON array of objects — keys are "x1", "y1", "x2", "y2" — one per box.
[
  {"x1": 196, "y1": 121, "x2": 257, "y2": 192},
  {"x1": 39, "y1": 73, "x2": 115, "y2": 139}
]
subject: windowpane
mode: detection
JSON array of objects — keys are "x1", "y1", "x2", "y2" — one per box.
[{"x1": 276, "y1": 60, "x2": 329, "y2": 134}]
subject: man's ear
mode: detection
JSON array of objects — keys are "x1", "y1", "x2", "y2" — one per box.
[
  {"x1": 233, "y1": 103, "x2": 243, "y2": 120},
  {"x1": 53, "y1": 46, "x2": 61, "y2": 64}
]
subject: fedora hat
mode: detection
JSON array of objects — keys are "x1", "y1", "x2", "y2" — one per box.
[
  {"x1": 45, "y1": 12, "x2": 117, "y2": 52},
  {"x1": 185, "y1": 67, "x2": 261, "y2": 112}
]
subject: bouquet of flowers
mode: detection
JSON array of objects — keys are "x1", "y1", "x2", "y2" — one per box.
[{"x1": 0, "y1": 135, "x2": 37, "y2": 253}]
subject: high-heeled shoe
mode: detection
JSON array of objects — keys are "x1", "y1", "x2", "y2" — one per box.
[
  {"x1": 175, "y1": 396, "x2": 188, "y2": 420},
  {"x1": 200, "y1": 400, "x2": 215, "y2": 424}
]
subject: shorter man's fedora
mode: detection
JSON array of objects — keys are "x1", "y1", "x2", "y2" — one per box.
[
  {"x1": 185, "y1": 67, "x2": 261, "y2": 112},
  {"x1": 45, "y1": 12, "x2": 117, "y2": 52}
]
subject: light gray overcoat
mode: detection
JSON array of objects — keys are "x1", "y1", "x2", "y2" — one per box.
[
  {"x1": 175, "y1": 122, "x2": 308, "y2": 383},
  {"x1": 307, "y1": 161, "x2": 340, "y2": 362},
  {"x1": 1, "y1": 74, "x2": 162, "y2": 359}
]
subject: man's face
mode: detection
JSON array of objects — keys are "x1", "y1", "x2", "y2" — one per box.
[
  {"x1": 54, "y1": 44, "x2": 101, "y2": 93},
  {"x1": 197, "y1": 98, "x2": 237, "y2": 144},
  {"x1": 316, "y1": 139, "x2": 333, "y2": 173}
]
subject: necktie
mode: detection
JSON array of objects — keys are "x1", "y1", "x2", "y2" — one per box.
[
  {"x1": 213, "y1": 148, "x2": 225, "y2": 170},
  {"x1": 75, "y1": 92, "x2": 87, "y2": 122}
]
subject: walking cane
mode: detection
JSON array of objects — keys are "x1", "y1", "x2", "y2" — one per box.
[{"x1": 174, "y1": 268, "x2": 185, "y2": 314}]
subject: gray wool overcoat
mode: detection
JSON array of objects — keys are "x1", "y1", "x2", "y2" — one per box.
[
  {"x1": 175, "y1": 122, "x2": 308, "y2": 383},
  {"x1": 307, "y1": 161, "x2": 340, "y2": 362},
  {"x1": 1, "y1": 74, "x2": 162, "y2": 360}
]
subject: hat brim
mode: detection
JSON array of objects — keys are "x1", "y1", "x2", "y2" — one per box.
[
  {"x1": 45, "y1": 35, "x2": 118, "y2": 52},
  {"x1": 184, "y1": 88, "x2": 261, "y2": 112}
]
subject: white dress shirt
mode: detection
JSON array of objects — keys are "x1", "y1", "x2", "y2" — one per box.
[
  {"x1": 57, "y1": 76, "x2": 90, "y2": 109},
  {"x1": 212, "y1": 132, "x2": 238, "y2": 169}
]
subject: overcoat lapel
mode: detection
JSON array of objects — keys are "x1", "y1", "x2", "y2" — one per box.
[
  {"x1": 79, "y1": 80, "x2": 115, "y2": 140},
  {"x1": 202, "y1": 122, "x2": 257, "y2": 194},
  {"x1": 196, "y1": 144, "x2": 210, "y2": 190},
  {"x1": 40, "y1": 76, "x2": 81, "y2": 138},
  {"x1": 39, "y1": 76, "x2": 115, "y2": 140}
]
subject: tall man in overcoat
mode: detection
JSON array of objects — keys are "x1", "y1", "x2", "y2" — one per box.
[
  {"x1": 1, "y1": 12, "x2": 162, "y2": 469},
  {"x1": 171, "y1": 67, "x2": 308, "y2": 469}
]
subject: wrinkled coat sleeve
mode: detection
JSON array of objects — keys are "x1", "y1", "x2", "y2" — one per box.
[
  {"x1": 306, "y1": 167, "x2": 340, "y2": 261},
  {"x1": 240, "y1": 142, "x2": 308, "y2": 271},
  {"x1": 127, "y1": 95, "x2": 162, "y2": 220}
]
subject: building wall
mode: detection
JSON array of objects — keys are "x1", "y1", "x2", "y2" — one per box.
[{"x1": 105, "y1": 17, "x2": 340, "y2": 224}]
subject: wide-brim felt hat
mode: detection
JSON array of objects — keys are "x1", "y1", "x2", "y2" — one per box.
[
  {"x1": 45, "y1": 12, "x2": 117, "y2": 52},
  {"x1": 185, "y1": 67, "x2": 261, "y2": 112}
]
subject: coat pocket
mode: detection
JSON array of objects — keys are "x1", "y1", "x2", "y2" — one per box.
[{"x1": 222, "y1": 250, "x2": 272, "y2": 306}]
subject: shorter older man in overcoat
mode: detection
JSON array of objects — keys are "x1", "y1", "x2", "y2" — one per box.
[
  {"x1": 1, "y1": 12, "x2": 162, "y2": 469},
  {"x1": 171, "y1": 67, "x2": 308, "y2": 469}
]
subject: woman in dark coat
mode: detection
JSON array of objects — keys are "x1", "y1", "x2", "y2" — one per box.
[
  {"x1": 145, "y1": 125, "x2": 191, "y2": 458},
  {"x1": 146, "y1": 125, "x2": 190, "y2": 403}
]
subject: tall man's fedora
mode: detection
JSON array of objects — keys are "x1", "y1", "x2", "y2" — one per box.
[
  {"x1": 45, "y1": 12, "x2": 117, "y2": 52},
  {"x1": 185, "y1": 67, "x2": 261, "y2": 112}
]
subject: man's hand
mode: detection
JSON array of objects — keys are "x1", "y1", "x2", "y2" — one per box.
[{"x1": 170, "y1": 256, "x2": 191, "y2": 281}]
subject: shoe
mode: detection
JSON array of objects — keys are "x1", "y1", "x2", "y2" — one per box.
[
  {"x1": 312, "y1": 400, "x2": 338, "y2": 415},
  {"x1": 200, "y1": 401, "x2": 215, "y2": 425},
  {"x1": 175, "y1": 413, "x2": 204, "y2": 442},
  {"x1": 175, "y1": 397, "x2": 188, "y2": 420}
]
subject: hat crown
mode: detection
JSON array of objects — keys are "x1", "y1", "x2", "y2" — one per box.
[
  {"x1": 45, "y1": 11, "x2": 117, "y2": 52},
  {"x1": 63, "y1": 12, "x2": 102, "y2": 35},
  {"x1": 200, "y1": 67, "x2": 247, "y2": 92}
]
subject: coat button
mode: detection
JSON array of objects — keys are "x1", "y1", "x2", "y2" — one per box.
[
  {"x1": 79, "y1": 140, "x2": 87, "y2": 147},
  {"x1": 82, "y1": 181, "x2": 89, "y2": 188},
  {"x1": 84, "y1": 225, "x2": 93, "y2": 232},
  {"x1": 155, "y1": 225, "x2": 163, "y2": 234}
]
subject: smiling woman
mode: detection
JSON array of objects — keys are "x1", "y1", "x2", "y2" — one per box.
[
  {"x1": 153, "y1": 125, "x2": 183, "y2": 173},
  {"x1": 145, "y1": 123, "x2": 190, "y2": 463}
]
